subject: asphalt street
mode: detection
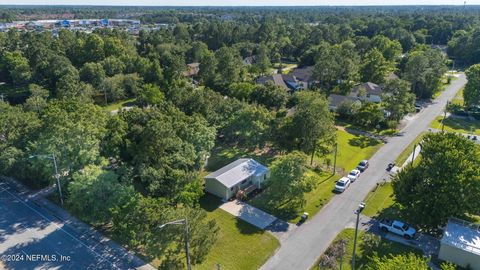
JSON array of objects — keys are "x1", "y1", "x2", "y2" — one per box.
[
  {"x1": 260, "y1": 74, "x2": 467, "y2": 270},
  {"x1": 0, "y1": 180, "x2": 154, "y2": 270}
]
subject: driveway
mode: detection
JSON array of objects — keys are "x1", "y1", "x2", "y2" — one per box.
[
  {"x1": 358, "y1": 216, "x2": 440, "y2": 257},
  {"x1": 0, "y1": 179, "x2": 155, "y2": 270},
  {"x1": 220, "y1": 200, "x2": 277, "y2": 229},
  {"x1": 260, "y1": 74, "x2": 467, "y2": 270}
]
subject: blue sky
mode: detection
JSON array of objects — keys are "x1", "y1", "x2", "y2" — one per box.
[{"x1": 0, "y1": 0, "x2": 477, "y2": 6}]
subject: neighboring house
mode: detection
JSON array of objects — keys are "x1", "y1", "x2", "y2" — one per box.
[
  {"x1": 439, "y1": 218, "x2": 480, "y2": 270},
  {"x1": 290, "y1": 66, "x2": 315, "y2": 89},
  {"x1": 183, "y1": 62, "x2": 200, "y2": 77},
  {"x1": 385, "y1": 72, "x2": 399, "y2": 81},
  {"x1": 243, "y1": 56, "x2": 256, "y2": 66},
  {"x1": 328, "y1": 94, "x2": 361, "y2": 111},
  {"x1": 256, "y1": 74, "x2": 290, "y2": 91},
  {"x1": 204, "y1": 158, "x2": 270, "y2": 201},
  {"x1": 349, "y1": 82, "x2": 383, "y2": 103}
]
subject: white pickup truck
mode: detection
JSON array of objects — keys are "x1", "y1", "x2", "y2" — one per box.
[{"x1": 378, "y1": 218, "x2": 417, "y2": 239}]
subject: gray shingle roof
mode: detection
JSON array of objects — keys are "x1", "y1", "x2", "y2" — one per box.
[
  {"x1": 205, "y1": 158, "x2": 269, "y2": 188},
  {"x1": 290, "y1": 66, "x2": 314, "y2": 82},
  {"x1": 352, "y1": 82, "x2": 383, "y2": 96}
]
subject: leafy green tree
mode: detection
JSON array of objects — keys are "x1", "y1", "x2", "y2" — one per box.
[
  {"x1": 136, "y1": 83, "x2": 164, "y2": 107},
  {"x1": 354, "y1": 102, "x2": 385, "y2": 129},
  {"x1": 403, "y1": 48, "x2": 447, "y2": 98},
  {"x1": 100, "y1": 73, "x2": 142, "y2": 103},
  {"x1": 215, "y1": 46, "x2": 243, "y2": 85},
  {"x1": 254, "y1": 43, "x2": 271, "y2": 75},
  {"x1": 291, "y1": 91, "x2": 336, "y2": 164},
  {"x1": 364, "y1": 253, "x2": 429, "y2": 270},
  {"x1": 80, "y1": 62, "x2": 106, "y2": 87},
  {"x1": 266, "y1": 151, "x2": 316, "y2": 211},
  {"x1": 24, "y1": 84, "x2": 49, "y2": 113},
  {"x1": 30, "y1": 100, "x2": 108, "y2": 175},
  {"x1": 118, "y1": 107, "x2": 215, "y2": 200},
  {"x1": 250, "y1": 82, "x2": 289, "y2": 110},
  {"x1": 464, "y1": 64, "x2": 480, "y2": 108},
  {"x1": 361, "y1": 48, "x2": 393, "y2": 84},
  {"x1": 82, "y1": 34, "x2": 105, "y2": 63},
  {"x1": 101, "y1": 56, "x2": 126, "y2": 77},
  {"x1": 67, "y1": 165, "x2": 135, "y2": 224},
  {"x1": 198, "y1": 51, "x2": 217, "y2": 86},
  {"x1": 111, "y1": 196, "x2": 218, "y2": 266},
  {"x1": 382, "y1": 79, "x2": 415, "y2": 122},
  {"x1": 0, "y1": 102, "x2": 41, "y2": 176},
  {"x1": 312, "y1": 41, "x2": 360, "y2": 92},
  {"x1": 228, "y1": 82, "x2": 256, "y2": 101},
  {"x1": 392, "y1": 133, "x2": 480, "y2": 230},
  {"x1": 371, "y1": 35, "x2": 403, "y2": 61},
  {"x1": 1, "y1": 50, "x2": 31, "y2": 85},
  {"x1": 223, "y1": 104, "x2": 274, "y2": 148}
]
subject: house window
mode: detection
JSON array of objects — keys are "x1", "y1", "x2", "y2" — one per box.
[
  {"x1": 230, "y1": 187, "x2": 234, "y2": 191},
  {"x1": 241, "y1": 180, "x2": 247, "y2": 185},
  {"x1": 264, "y1": 174, "x2": 267, "y2": 180}
]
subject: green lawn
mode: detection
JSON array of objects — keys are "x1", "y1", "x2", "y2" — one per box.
[
  {"x1": 317, "y1": 130, "x2": 383, "y2": 174},
  {"x1": 311, "y1": 229, "x2": 422, "y2": 270},
  {"x1": 196, "y1": 195, "x2": 279, "y2": 270},
  {"x1": 452, "y1": 87, "x2": 464, "y2": 106},
  {"x1": 362, "y1": 182, "x2": 403, "y2": 219},
  {"x1": 395, "y1": 132, "x2": 426, "y2": 165},
  {"x1": 430, "y1": 116, "x2": 480, "y2": 135},
  {"x1": 432, "y1": 75, "x2": 457, "y2": 99},
  {"x1": 103, "y1": 98, "x2": 137, "y2": 112},
  {"x1": 249, "y1": 171, "x2": 339, "y2": 223}
]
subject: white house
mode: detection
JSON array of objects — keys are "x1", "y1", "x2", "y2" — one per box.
[
  {"x1": 349, "y1": 82, "x2": 383, "y2": 103},
  {"x1": 204, "y1": 158, "x2": 269, "y2": 201},
  {"x1": 439, "y1": 218, "x2": 480, "y2": 270}
]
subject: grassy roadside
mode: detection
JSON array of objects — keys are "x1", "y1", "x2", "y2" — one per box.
[
  {"x1": 250, "y1": 171, "x2": 339, "y2": 223},
  {"x1": 103, "y1": 98, "x2": 136, "y2": 112},
  {"x1": 430, "y1": 116, "x2": 480, "y2": 135},
  {"x1": 395, "y1": 132, "x2": 426, "y2": 165},
  {"x1": 196, "y1": 195, "x2": 280, "y2": 270},
  {"x1": 311, "y1": 229, "x2": 421, "y2": 270}
]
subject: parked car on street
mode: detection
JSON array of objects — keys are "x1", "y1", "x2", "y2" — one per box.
[
  {"x1": 357, "y1": 160, "x2": 369, "y2": 172},
  {"x1": 335, "y1": 177, "x2": 351, "y2": 193},
  {"x1": 386, "y1": 163, "x2": 395, "y2": 171},
  {"x1": 379, "y1": 218, "x2": 417, "y2": 239},
  {"x1": 347, "y1": 169, "x2": 361, "y2": 182}
]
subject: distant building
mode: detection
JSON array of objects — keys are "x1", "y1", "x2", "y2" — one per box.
[
  {"x1": 290, "y1": 66, "x2": 316, "y2": 88},
  {"x1": 243, "y1": 56, "x2": 256, "y2": 66},
  {"x1": 328, "y1": 94, "x2": 361, "y2": 111},
  {"x1": 183, "y1": 63, "x2": 200, "y2": 77},
  {"x1": 256, "y1": 74, "x2": 290, "y2": 91},
  {"x1": 385, "y1": 72, "x2": 399, "y2": 81},
  {"x1": 204, "y1": 159, "x2": 269, "y2": 201},
  {"x1": 439, "y1": 218, "x2": 480, "y2": 270},
  {"x1": 349, "y1": 82, "x2": 383, "y2": 103}
]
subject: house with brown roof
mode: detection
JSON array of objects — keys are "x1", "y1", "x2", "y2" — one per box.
[
  {"x1": 256, "y1": 74, "x2": 290, "y2": 91},
  {"x1": 183, "y1": 62, "x2": 200, "y2": 77}
]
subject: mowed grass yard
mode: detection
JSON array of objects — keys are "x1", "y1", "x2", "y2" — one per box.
[
  {"x1": 196, "y1": 195, "x2": 279, "y2": 270},
  {"x1": 362, "y1": 182, "x2": 403, "y2": 219},
  {"x1": 317, "y1": 130, "x2": 383, "y2": 175},
  {"x1": 311, "y1": 229, "x2": 421, "y2": 270},
  {"x1": 430, "y1": 116, "x2": 480, "y2": 135}
]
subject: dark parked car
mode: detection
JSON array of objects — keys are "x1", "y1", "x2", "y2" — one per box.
[
  {"x1": 386, "y1": 163, "x2": 395, "y2": 171},
  {"x1": 357, "y1": 160, "x2": 369, "y2": 172}
]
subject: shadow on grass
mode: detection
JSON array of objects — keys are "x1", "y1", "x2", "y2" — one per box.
[
  {"x1": 442, "y1": 116, "x2": 480, "y2": 133},
  {"x1": 348, "y1": 136, "x2": 381, "y2": 148},
  {"x1": 199, "y1": 193, "x2": 223, "y2": 213}
]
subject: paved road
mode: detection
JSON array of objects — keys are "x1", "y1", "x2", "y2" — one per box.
[
  {"x1": 260, "y1": 74, "x2": 467, "y2": 270},
  {"x1": 0, "y1": 180, "x2": 154, "y2": 270}
]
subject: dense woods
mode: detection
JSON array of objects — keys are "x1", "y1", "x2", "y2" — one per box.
[{"x1": 0, "y1": 5, "x2": 479, "y2": 268}]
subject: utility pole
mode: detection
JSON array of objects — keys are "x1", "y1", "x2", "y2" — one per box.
[
  {"x1": 441, "y1": 101, "x2": 450, "y2": 132},
  {"x1": 159, "y1": 219, "x2": 191, "y2": 270},
  {"x1": 352, "y1": 202, "x2": 365, "y2": 270},
  {"x1": 29, "y1": 154, "x2": 64, "y2": 205},
  {"x1": 332, "y1": 143, "x2": 338, "y2": 175}
]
